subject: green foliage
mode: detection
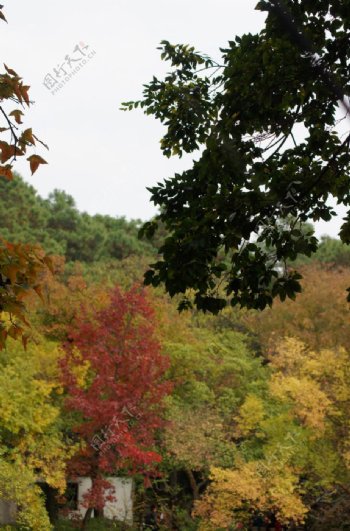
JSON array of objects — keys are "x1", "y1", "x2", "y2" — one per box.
[
  {"x1": 166, "y1": 327, "x2": 267, "y2": 413},
  {"x1": 158, "y1": 313, "x2": 269, "y2": 510},
  {"x1": 0, "y1": 174, "x2": 156, "y2": 263},
  {"x1": 170, "y1": 508, "x2": 200, "y2": 531},
  {"x1": 54, "y1": 518, "x2": 136, "y2": 530},
  {"x1": 126, "y1": 0, "x2": 350, "y2": 312},
  {"x1": 293, "y1": 235, "x2": 350, "y2": 267},
  {"x1": 0, "y1": 460, "x2": 51, "y2": 530},
  {"x1": 194, "y1": 337, "x2": 350, "y2": 529}
]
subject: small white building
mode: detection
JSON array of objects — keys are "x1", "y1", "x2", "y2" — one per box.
[
  {"x1": 0, "y1": 477, "x2": 133, "y2": 525},
  {"x1": 68, "y1": 476, "x2": 133, "y2": 522}
]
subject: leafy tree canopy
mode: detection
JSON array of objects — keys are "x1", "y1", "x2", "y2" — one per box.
[
  {"x1": 0, "y1": 336, "x2": 73, "y2": 529},
  {"x1": 0, "y1": 174, "x2": 157, "y2": 262},
  {"x1": 124, "y1": 0, "x2": 350, "y2": 312},
  {"x1": 294, "y1": 234, "x2": 350, "y2": 267},
  {"x1": 194, "y1": 337, "x2": 350, "y2": 529},
  {"x1": 61, "y1": 285, "x2": 172, "y2": 519},
  {"x1": 245, "y1": 262, "x2": 350, "y2": 351}
]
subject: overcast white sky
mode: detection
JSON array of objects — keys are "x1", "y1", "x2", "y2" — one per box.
[{"x1": 0, "y1": 1, "x2": 347, "y2": 238}]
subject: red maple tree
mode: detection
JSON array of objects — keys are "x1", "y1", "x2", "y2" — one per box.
[{"x1": 60, "y1": 285, "x2": 171, "y2": 520}]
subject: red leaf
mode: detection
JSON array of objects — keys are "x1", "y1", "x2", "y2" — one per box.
[
  {"x1": 0, "y1": 165, "x2": 13, "y2": 180},
  {"x1": 0, "y1": 141, "x2": 18, "y2": 163}
]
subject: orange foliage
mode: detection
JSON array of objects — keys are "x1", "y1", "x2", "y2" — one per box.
[{"x1": 244, "y1": 263, "x2": 350, "y2": 351}]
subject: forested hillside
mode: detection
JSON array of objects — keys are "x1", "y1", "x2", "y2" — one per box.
[
  {"x1": 0, "y1": 174, "x2": 349, "y2": 530},
  {"x1": 4, "y1": 174, "x2": 350, "y2": 271},
  {"x1": 0, "y1": 174, "x2": 156, "y2": 262},
  {"x1": 3, "y1": 0, "x2": 350, "y2": 529}
]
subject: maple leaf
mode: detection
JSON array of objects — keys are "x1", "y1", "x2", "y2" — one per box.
[
  {"x1": 0, "y1": 141, "x2": 19, "y2": 163},
  {"x1": 9, "y1": 109, "x2": 23, "y2": 124},
  {"x1": 27, "y1": 154, "x2": 47, "y2": 175}
]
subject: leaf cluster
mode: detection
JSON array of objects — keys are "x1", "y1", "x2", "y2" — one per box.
[{"x1": 126, "y1": 1, "x2": 350, "y2": 312}]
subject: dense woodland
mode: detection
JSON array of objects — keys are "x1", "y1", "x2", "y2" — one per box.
[
  {"x1": 1, "y1": 0, "x2": 350, "y2": 529},
  {"x1": 0, "y1": 175, "x2": 350, "y2": 530},
  {"x1": 0, "y1": 174, "x2": 156, "y2": 262}
]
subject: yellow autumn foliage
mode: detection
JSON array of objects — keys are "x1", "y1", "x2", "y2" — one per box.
[
  {"x1": 66, "y1": 345, "x2": 91, "y2": 389},
  {"x1": 269, "y1": 375, "x2": 331, "y2": 431},
  {"x1": 195, "y1": 337, "x2": 350, "y2": 529},
  {"x1": 269, "y1": 338, "x2": 350, "y2": 430},
  {"x1": 0, "y1": 459, "x2": 51, "y2": 530},
  {"x1": 194, "y1": 461, "x2": 307, "y2": 530},
  {"x1": 235, "y1": 394, "x2": 265, "y2": 436},
  {"x1": 0, "y1": 337, "x2": 76, "y2": 526}
]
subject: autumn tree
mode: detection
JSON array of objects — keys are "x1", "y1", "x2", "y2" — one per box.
[
  {"x1": 124, "y1": 0, "x2": 350, "y2": 313},
  {"x1": 0, "y1": 336, "x2": 73, "y2": 529},
  {"x1": 26, "y1": 256, "x2": 112, "y2": 343},
  {"x1": 243, "y1": 262, "x2": 350, "y2": 351},
  {"x1": 61, "y1": 285, "x2": 171, "y2": 523},
  {"x1": 0, "y1": 6, "x2": 49, "y2": 348},
  {"x1": 151, "y1": 299, "x2": 268, "y2": 519},
  {"x1": 194, "y1": 337, "x2": 350, "y2": 529},
  {"x1": 29, "y1": 253, "x2": 159, "y2": 346}
]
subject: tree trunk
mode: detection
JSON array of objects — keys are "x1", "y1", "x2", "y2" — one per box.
[
  {"x1": 186, "y1": 469, "x2": 199, "y2": 500},
  {"x1": 169, "y1": 470, "x2": 178, "y2": 528},
  {"x1": 82, "y1": 507, "x2": 93, "y2": 529}
]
